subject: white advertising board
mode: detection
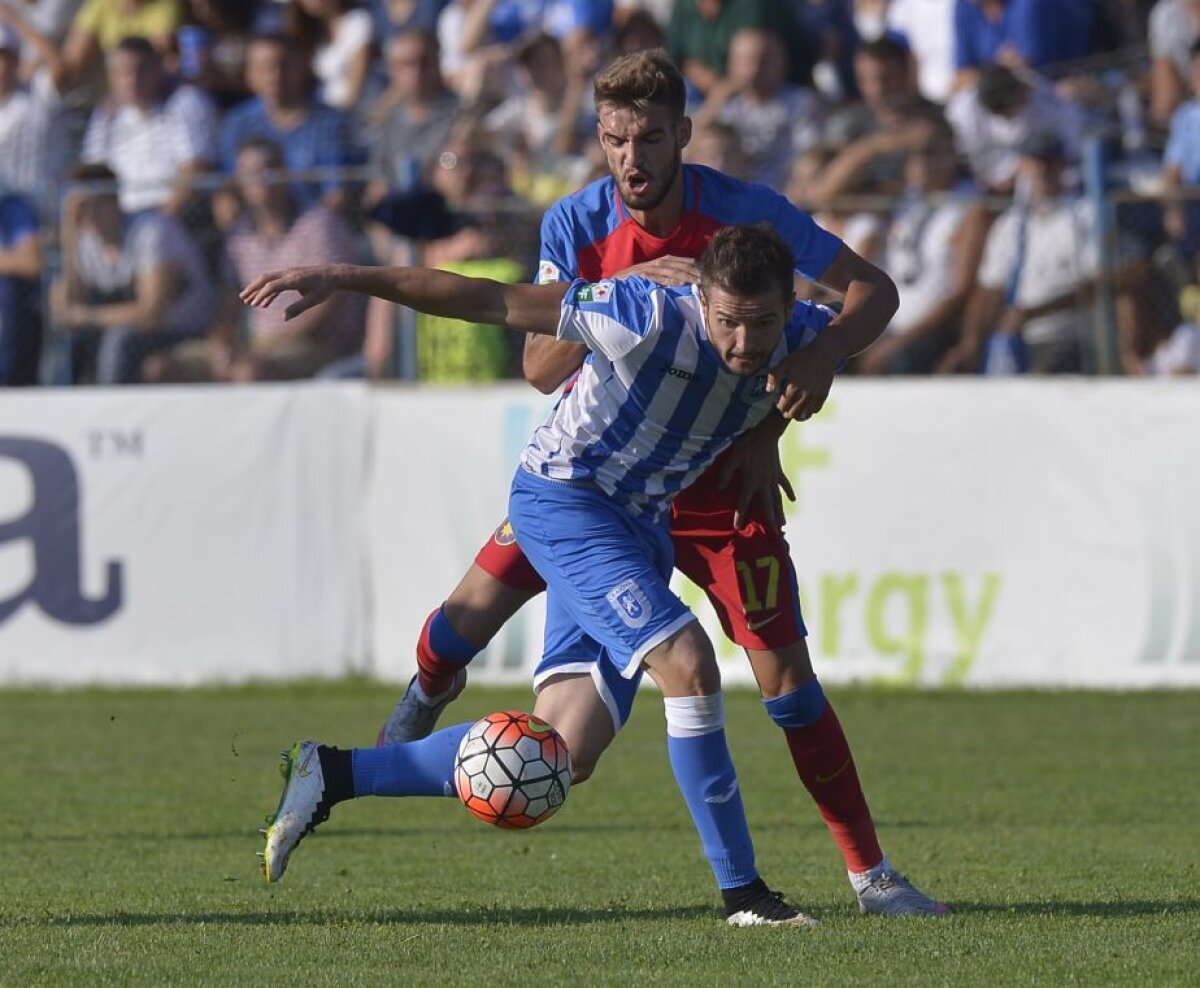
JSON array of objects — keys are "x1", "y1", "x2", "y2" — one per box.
[
  {"x1": 2, "y1": 381, "x2": 1197, "y2": 688},
  {"x1": 367, "y1": 380, "x2": 1200, "y2": 689},
  {"x1": 0, "y1": 384, "x2": 368, "y2": 684}
]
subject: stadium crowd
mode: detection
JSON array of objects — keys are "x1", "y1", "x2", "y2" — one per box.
[{"x1": 1, "y1": 0, "x2": 1199, "y2": 385}]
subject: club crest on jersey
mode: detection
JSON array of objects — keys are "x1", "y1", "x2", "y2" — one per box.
[
  {"x1": 575, "y1": 280, "x2": 613, "y2": 304},
  {"x1": 493, "y1": 520, "x2": 517, "y2": 546},
  {"x1": 607, "y1": 578, "x2": 652, "y2": 628},
  {"x1": 750, "y1": 374, "x2": 769, "y2": 397},
  {"x1": 537, "y1": 260, "x2": 560, "y2": 285}
]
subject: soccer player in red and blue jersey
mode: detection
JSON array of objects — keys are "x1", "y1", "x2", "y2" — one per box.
[{"x1": 379, "y1": 49, "x2": 945, "y2": 917}]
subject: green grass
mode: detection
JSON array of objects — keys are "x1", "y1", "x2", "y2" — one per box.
[{"x1": 0, "y1": 684, "x2": 1197, "y2": 987}]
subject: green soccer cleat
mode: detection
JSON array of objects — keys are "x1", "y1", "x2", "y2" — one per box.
[{"x1": 260, "y1": 741, "x2": 332, "y2": 882}]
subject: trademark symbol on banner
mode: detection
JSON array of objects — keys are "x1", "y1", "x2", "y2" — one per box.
[{"x1": 87, "y1": 429, "x2": 144, "y2": 460}]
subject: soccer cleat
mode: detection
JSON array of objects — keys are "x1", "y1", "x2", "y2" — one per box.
[
  {"x1": 376, "y1": 670, "x2": 468, "y2": 746},
  {"x1": 260, "y1": 740, "x2": 333, "y2": 882},
  {"x1": 856, "y1": 870, "x2": 949, "y2": 917},
  {"x1": 725, "y1": 887, "x2": 819, "y2": 928}
]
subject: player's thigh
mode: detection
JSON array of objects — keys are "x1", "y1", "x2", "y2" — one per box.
[
  {"x1": 640, "y1": 618, "x2": 720, "y2": 697},
  {"x1": 510, "y1": 473, "x2": 692, "y2": 680},
  {"x1": 533, "y1": 672, "x2": 626, "y2": 784},
  {"x1": 674, "y1": 523, "x2": 808, "y2": 652}
]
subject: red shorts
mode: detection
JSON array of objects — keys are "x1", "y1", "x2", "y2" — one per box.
[{"x1": 475, "y1": 448, "x2": 806, "y2": 650}]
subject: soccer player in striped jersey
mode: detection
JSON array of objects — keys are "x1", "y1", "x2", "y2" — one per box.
[
  {"x1": 248, "y1": 225, "x2": 828, "y2": 923},
  {"x1": 245, "y1": 224, "x2": 943, "y2": 923},
  {"x1": 377, "y1": 50, "x2": 946, "y2": 917}
]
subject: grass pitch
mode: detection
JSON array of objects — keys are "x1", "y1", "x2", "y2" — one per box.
[{"x1": 0, "y1": 683, "x2": 1196, "y2": 987}]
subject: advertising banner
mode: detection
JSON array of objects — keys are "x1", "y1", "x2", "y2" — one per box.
[
  {"x1": 0, "y1": 385, "x2": 368, "y2": 685},
  {"x1": 368, "y1": 381, "x2": 1200, "y2": 689}
]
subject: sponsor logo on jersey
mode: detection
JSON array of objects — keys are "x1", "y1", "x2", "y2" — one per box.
[
  {"x1": 493, "y1": 520, "x2": 517, "y2": 546},
  {"x1": 607, "y1": 578, "x2": 652, "y2": 629},
  {"x1": 537, "y1": 260, "x2": 561, "y2": 285},
  {"x1": 575, "y1": 280, "x2": 613, "y2": 304},
  {"x1": 665, "y1": 365, "x2": 697, "y2": 381},
  {"x1": 0, "y1": 436, "x2": 124, "y2": 626}
]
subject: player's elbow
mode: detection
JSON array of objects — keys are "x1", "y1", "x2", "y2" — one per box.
[{"x1": 523, "y1": 357, "x2": 564, "y2": 394}]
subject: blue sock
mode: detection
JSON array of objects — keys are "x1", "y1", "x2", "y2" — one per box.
[
  {"x1": 351, "y1": 722, "x2": 470, "y2": 797},
  {"x1": 664, "y1": 695, "x2": 758, "y2": 890}
]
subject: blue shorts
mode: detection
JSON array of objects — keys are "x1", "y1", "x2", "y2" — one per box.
[{"x1": 509, "y1": 469, "x2": 695, "y2": 727}]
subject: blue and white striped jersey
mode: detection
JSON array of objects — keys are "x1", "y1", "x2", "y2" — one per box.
[{"x1": 519, "y1": 275, "x2": 834, "y2": 521}]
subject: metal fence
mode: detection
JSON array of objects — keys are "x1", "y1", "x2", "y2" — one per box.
[{"x1": 5, "y1": 156, "x2": 1198, "y2": 387}]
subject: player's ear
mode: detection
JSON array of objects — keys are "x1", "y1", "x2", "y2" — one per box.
[{"x1": 677, "y1": 115, "x2": 692, "y2": 150}]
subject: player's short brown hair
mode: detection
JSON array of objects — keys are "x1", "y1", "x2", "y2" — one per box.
[
  {"x1": 593, "y1": 48, "x2": 686, "y2": 119},
  {"x1": 699, "y1": 224, "x2": 795, "y2": 304}
]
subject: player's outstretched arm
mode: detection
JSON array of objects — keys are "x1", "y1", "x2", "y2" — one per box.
[{"x1": 240, "y1": 264, "x2": 569, "y2": 336}]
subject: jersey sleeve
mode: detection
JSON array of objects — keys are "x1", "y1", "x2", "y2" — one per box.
[
  {"x1": 768, "y1": 194, "x2": 844, "y2": 282},
  {"x1": 535, "y1": 203, "x2": 579, "y2": 284},
  {"x1": 556, "y1": 276, "x2": 661, "y2": 359}
]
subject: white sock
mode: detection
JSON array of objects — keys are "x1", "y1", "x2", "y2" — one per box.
[{"x1": 848, "y1": 855, "x2": 892, "y2": 893}]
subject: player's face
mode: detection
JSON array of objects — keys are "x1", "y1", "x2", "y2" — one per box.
[
  {"x1": 701, "y1": 285, "x2": 792, "y2": 375},
  {"x1": 596, "y1": 102, "x2": 691, "y2": 213}
]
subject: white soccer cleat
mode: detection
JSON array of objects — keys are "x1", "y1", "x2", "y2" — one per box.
[
  {"x1": 856, "y1": 869, "x2": 949, "y2": 917},
  {"x1": 376, "y1": 670, "x2": 467, "y2": 746},
  {"x1": 725, "y1": 886, "x2": 819, "y2": 928},
  {"x1": 260, "y1": 741, "x2": 332, "y2": 882}
]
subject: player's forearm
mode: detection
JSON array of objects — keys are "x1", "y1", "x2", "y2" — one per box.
[
  {"x1": 523, "y1": 333, "x2": 587, "y2": 394},
  {"x1": 333, "y1": 264, "x2": 564, "y2": 335},
  {"x1": 823, "y1": 268, "x2": 899, "y2": 360}
]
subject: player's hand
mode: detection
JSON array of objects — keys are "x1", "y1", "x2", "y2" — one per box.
[
  {"x1": 717, "y1": 423, "x2": 794, "y2": 531},
  {"x1": 240, "y1": 266, "x2": 338, "y2": 321},
  {"x1": 614, "y1": 256, "x2": 700, "y2": 287},
  {"x1": 767, "y1": 336, "x2": 840, "y2": 421}
]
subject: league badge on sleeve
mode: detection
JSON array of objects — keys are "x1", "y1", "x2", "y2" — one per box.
[
  {"x1": 575, "y1": 280, "x2": 614, "y2": 304},
  {"x1": 537, "y1": 260, "x2": 561, "y2": 285}
]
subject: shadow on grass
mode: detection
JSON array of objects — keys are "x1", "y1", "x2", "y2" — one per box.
[
  {"x1": 948, "y1": 900, "x2": 1200, "y2": 918},
  {"x1": 27, "y1": 904, "x2": 716, "y2": 928}
]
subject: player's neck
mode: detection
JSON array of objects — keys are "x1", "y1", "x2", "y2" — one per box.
[{"x1": 627, "y1": 168, "x2": 686, "y2": 238}]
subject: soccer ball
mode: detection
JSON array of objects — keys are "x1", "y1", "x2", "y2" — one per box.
[{"x1": 454, "y1": 711, "x2": 572, "y2": 829}]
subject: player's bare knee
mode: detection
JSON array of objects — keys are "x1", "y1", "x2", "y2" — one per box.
[
  {"x1": 443, "y1": 565, "x2": 531, "y2": 644},
  {"x1": 644, "y1": 621, "x2": 721, "y2": 696},
  {"x1": 746, "y1": 639, "x2": 815, "y2": 699}
]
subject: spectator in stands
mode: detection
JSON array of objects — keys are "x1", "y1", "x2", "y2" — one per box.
[
  {"x1": 183, "y1": 0, "x2": 262, "y2": 111},
  {"x1": 483, "y1": 31, "x2": 592, "y2": 203},
  {"x1": 219, "y1": 33, "x2": 353, "y2": 215},
  {"x1": 1148, "y1": 0, "x2": 1200, "y2": 127},
  {"x1": 153, "y1": 138, "x2": 365, "y2": 382},
  {"x1": 285, "y1": 0, "x2": 376, "y2": 111},
  {"x1": 0, "y1": 14, "x2": 66, "y2": 202},
  {"x1": 49, "y1": 164, "x2": 215, "y2": 384},
  {"x1": 0, "y1": 190, "x2": 43, "y2": 386},
  {"x1": 1162, "y1": 39, "x2": 1200, "y2": 256},
  {"x1": 857, "y1": 121, "x2": 989, "y2": 374},
  {"x1": 787, "y1": 144, "x2": 885, "y2": 273},
  {"x1": 614, "y1": 7, "x2": 666, "y2": 56},
  {"x1": 691, "y1": 26, "x2": 822, "y2": 190},
  {"x1": 22, "y1": 0, "x2": 85, "y2": 46},
  {"x1": 945, "y1": 132, "x2": 1100, "y2": 374},
  {"x1": 364, "y1": 29, "x2": 460, "y2": 203},
  {"x1": 684, "y1": 119, "x2": 749, "y2": 179},
  {"x1": 952, "y1": 0, "x2": 1097, "y2": 90},
  {"x1": 58, "y1": 0, "x2": 184, "y2": 91},
  {"x1": 887, "y1": 0, "x2": 957, "y2": 104},
  {"x1": 666, "y1": 0, "x2": 815, "y2": 96},
  {"x1": 946, "y1": 63, "x2": 1085, "y2": 194},
  {"x1": 819, "y1": 37, "x2": 945, "y2": 200},
  {"x1": 81, "y1": 36, "x2": 217, "y2": 216}
]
